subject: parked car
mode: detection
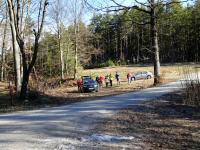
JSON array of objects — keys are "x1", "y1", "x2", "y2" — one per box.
[
  {"x1": 81, "y1": 76, "x2": 92, "y2": 81},
  {"x1": 131, "y1": 71, "x2": 153, "y2": 81},
  {"x1": 80, "y1": 78, "x2": 99, "y2": 93}
]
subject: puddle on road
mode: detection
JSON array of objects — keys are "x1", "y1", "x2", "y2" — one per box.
[
  {"x1": 39, "y1": 134, "x2": 135, "y2": 150},
  {"x1": 54, "y1": 144, "x2": 76, "y2": 150},
  {"x1": 36, "y1": 134, "x2": 136, "y2": 150},
  {"x1": 81, "y1": 133, "x2": 135, "y2": 142}
]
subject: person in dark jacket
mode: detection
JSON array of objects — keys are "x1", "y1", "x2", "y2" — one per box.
[
  {"x1": 115, "y1": 72, "x2": 120, "y2": 85},
  {"x1": 109, "y1": 73, "x2": 113, "y2": 87}
]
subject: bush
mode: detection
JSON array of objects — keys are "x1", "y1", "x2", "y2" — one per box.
[
  {"x1": 84, "y1": 59, "x2": 118, "y2": 69},
  {"x1": 120, "y1": 60, "x2": 127, "y2": 66},
  {"x1": 105, "y1": 59, "x2": 115, "y2": 67},
  {"x1": 182, "y1": 67, "x2": 200, "y2": 107},
  {"x1": 184, "y1": 81, "x2": 200, "y2": 107}
]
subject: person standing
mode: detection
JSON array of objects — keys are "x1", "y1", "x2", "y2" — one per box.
[
  {"x1": 115, "y1": 72, "x2": 120, "y2": 85},
  {"x1": 127, "y1": 72, "x2": 132, "y2": 84},
  {"x1": 105, "y1": 75, "x2": 109, "y2": 87},
  {"x1": 96, "y1": 76, "x2": 100, "y2": 85},
  {"x1": 109, "y1": 73, "x2": 113, "y2": 87},
  {"x1": 99, "y1": 75, "x2": 104, "y2": 87},
  {"x1": 77, "y1": 78, "x2": 83, "y2": 92}
]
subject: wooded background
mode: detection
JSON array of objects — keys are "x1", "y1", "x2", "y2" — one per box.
[{"x1": 0, "y1": 0, "x2": 199, "y2": 99}]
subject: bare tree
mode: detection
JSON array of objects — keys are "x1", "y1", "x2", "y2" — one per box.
[
  {"x1": 69, "y1": 0, "x2": 84, "y2": 79},
  {"x1": 1, "y1": 8, "x2": 8, "y2": 81},
  {"x1": 85, "y1": 0, "x2": 189, "y2": 85},
  {"x1": 50, "y1": 0, "x2": 67, "y2": 80},
  {"x1": 7, "y1": 0, "x2": 49, "y2": 100},
  {"x1": 7, "y1": 0, "x2": 22, "y2": 92}
]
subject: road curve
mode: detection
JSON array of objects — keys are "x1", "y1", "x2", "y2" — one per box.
[{"x1": 0, "y1": 81, "x2": 184, "y2": 150}]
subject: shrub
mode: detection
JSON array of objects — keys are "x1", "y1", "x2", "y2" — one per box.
[
  {"x1": 182, "y1": 67, "x2": 200, "y2": 107},
  {"x1": 120, "y1": 60, "x2": 127, "y2": 66},
  {"x1": 106, "y1": 59, "x2": 115, "y2": 67},
  {"x1": 184, "y1": 81, "x2": 200, "y2": 107}
]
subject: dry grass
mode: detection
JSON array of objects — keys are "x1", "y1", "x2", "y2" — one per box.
[
  {"x1": 81, "y1": 65, "x2": 179, "y2": 80},
  {"x1": 81, "y1": 63, "x2": 200, "y2": 79},
  {"x1": 0, "y1": 82, "x2": 8, "y2": 95},
  {"x1": 45, "y1": 63, "x2": 199, "y2": 98}
]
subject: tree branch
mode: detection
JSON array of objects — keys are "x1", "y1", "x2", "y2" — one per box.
[
  {"x1": 134, "y1": 0, "x2": 150, "y2": 8},
  {"x1": 84, "y1": 0, "x2": 151, "y2": 14},
  {"x1": 37, "y1": 0, "x2": 42, "y2": 33},
  {"x1": 141, "y1": 47, "x2": 155, "y2": 54},
  {"x1": 16, "y1": 0, "x2": 20, "y2": 32},
  {"x1": 37, "y1": 0, "x2": 48, "y2": 38},
  {"x1": 28, "y1": 0, "x2": 48, "y2": 73}
]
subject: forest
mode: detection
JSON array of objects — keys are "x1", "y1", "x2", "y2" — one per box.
[{"x1": 0, "y1": 0, "x2": 199, "y2": 100}]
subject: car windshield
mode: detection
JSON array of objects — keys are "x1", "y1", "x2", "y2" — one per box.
[
  {"x1": 136, "y1": 72, "x2": 141, "y2": 75},
  {"x1": 83, "y1": 79, "x2": 96, "y2": 84},
  {"x1": 82, "y1": 76, "x2": 91, "y2": 80}
]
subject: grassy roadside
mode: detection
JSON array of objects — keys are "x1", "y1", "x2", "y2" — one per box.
[
  {"x1": 44, "y1": 63, "x2": 199, "y2": 101},
  {"x1": 0, "y1": 64, "x2": 199, "y2": 113},
  {"x1": 94, "y1": 91, "x2": 200, "y2": 149}
]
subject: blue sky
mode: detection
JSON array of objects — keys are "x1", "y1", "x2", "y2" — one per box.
[
  {"x1": 83, "y1": 0, "x2": 134, "y2": 24},
  {"x1": 45, "y1": 0, "x2": 194, "y2": 30},
  {"x1": 82, "y1": 0, "x2": 194, "y2": 24}
]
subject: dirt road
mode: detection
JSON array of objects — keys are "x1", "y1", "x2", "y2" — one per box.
[{"x1": 0, "y1": 79, "x2": 187, "y2": 150}]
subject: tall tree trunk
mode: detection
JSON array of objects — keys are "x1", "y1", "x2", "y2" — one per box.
[
  {"x1": 7, "y1": 0, "x2": 48, "y2": 100},
  {"x1": 19, "y1": 39, "x2": 37, "y2": 99},
  {"x1": 20, "y1": 68, "x2": 29, "y2": 99},
  {"x1": 115, "y1": 30, "x2": 118, "y2": 59},
  {"x1": 1, "y1": 16, "x2": 8, "y2": 81},
  {"x1": 60, "y1": 41, "x2": 64, "y2": 80},
  {"x1": 74, "y1": 20, "x2": 78, "y2": 79},
  {"x1": 65, "y1": 40, "x2": 70, "y2": 75},
  {"x1": 150, "y1": 0, "x2": 160, "y2": 85},
  {"x1": 7, "y1": 0, "x2": 21, "y2": 92},
  {"x1": 120, "y1": 38, "x2": 123, "y2": 62},
  {"x1": 58, "y1": 28, "x2": 64, "y2": 80},
  {"x1": 137, "y1": 34, "x2": 140, "y2": 63},
  {"x1": 140, "y1": 25, "x2": 144, "y2": 63}
]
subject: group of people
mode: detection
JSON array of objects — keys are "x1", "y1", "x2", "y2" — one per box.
[
  {"x1": 96, "y1": 71, "x2": 132, "y2": 88},
  {"x1": 96, "y1": 74, "x2": 115, "y2": 87},
  {"x1": 76, "y1": 71, "x2": 133, "y2": 91}
]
